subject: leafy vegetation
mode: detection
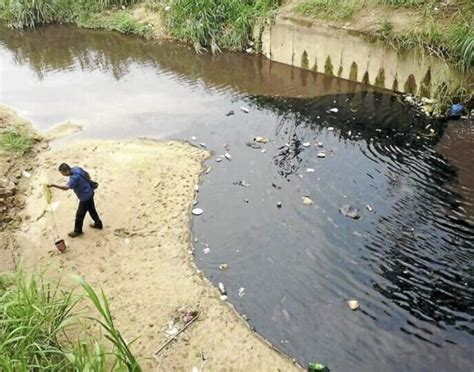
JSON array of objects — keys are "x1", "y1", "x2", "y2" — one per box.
[
  {"x1": 0, "y1": 129, "x2": 33, "y2": 153},
  {"x1": 295, "y1": 0, "x2": 356, "y2": 21},
  {"x1": 0, "y1": 269, "x2": 140, "y2": 371},
  {"x1": 162, "y1": 0, "x2": 280, "y2": 52}
]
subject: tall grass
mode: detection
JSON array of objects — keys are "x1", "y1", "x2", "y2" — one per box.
[
  {"x1": 163, "y1": 0, "x2": 280, "y2": 52},
  {"x1": 0, "y1": 269, "x2": 141, "y2": 371},
  {"x1": 0, "y1": 0, "x2": 139, "y2": 28}
]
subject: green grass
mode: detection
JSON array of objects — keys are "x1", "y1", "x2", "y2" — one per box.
[
  {"x1": 0, "y1": 0, "x2": 140, "y2": 29},
  {"x1": 0, "y1": 129, "x2": 34, "y2": 153},
  {"x1": 77, "y1": 11, "x2": 153, "y2": 38},
  {"x1": 295, "y1": 0, "x2": 356, "y2": 21},
  {"x1": 162, "y1": 0, "x2": 280, "y2": 52},
  {"x1": 0, "y1": 269, "x2": 141, "y2": 371}
]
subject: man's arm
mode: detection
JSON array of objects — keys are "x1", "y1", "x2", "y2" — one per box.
[{"x1": 47, "y1": 184, "x2": 70, "y2": 191}]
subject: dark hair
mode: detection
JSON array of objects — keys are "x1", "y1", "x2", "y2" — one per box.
[{"x1": 58, "y1": 163, "x2": 70, "y2": 172}]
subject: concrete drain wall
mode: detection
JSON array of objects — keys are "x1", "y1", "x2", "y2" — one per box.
[{"x1": 259, "y1": 16, "x2": 465, "y2": 97}]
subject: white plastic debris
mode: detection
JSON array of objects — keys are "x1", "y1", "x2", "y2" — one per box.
[
  {"x1": 218, "y1": 282, "x2": 226, "y2": 295},
  {"x1": 22, "y1": 170, "x2": 31, "y2": 178},
  {"x1": 302, "y1": 142, "x2": 310, "y2": 147},
  {"x1": 317, "y1": 142, "x2": 324, "y2": 147},
  {"x1": 225, "y1": 152, "x2": 232, "y2": 161},
  {"x1": 50, "y1": 201, "x2": 60, "y2": 211},
  {"x1": 254, "y1": 136, "x2": 269, "y2": 143},
  {"x1": 317, "y1": 152, "x2": 326, "y2": 158},
  {"x1": 205, "y1": 166, "x2": 212, "y2": 174},
  {"x1": 220, "y1": 295, "x2": 228, "y2": 301},
  {"x1": 199, "y1": 143, "x2": 207, "y2": 148},
  {"x1": 302, "y1": 196, "x2": 314, "y2": 205},
  {"x1": 190, "y1": 136, "x2": 197, "y2": 141},
  {"x1": 203, "y1": 247, "x2": 210, "y2": 254},
  {"x1": 329, "y1": 108, "x2": 339, "y2": 113},
  {"x1": 261, "y1": 149, "x2": 266, "y2": 153},
  {"x1": 366, "y1": 204, "x2": 374, "y2": 212},
  {"x1": 347, "y1": 300, "x2": 359, "y2": 310},
  {"x1": 215, "y1": 156, "x2": 223, "y2": 162},
  {"x1": 219, "y1": 264, "x2": 228, "y2": 271},
  {"x1": 306, "y1": 168, "x2": 315, "y2": 173},
  {"x1": 192, "y1": 208, "x2": 203, "y2": 216},
  {"x1": 240, "y1": 106, "x2": 250, "y2": 113},
  {"x1": 327, "y1": 127, "x2": 334, "y2": 131},
  {"x1": 238, "y1": 287, "x2": 246, "y2": 297}
]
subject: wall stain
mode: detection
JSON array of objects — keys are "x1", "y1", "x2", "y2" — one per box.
[
  {"x1": 362, "y1": 71, "x2": 370, "y2": 85},
  {"x1": 375, "y1": 67, "x2": 385, "y2": 88},
  {"x1": 392, "y1": 76, "x2": 399, "y2": 92},
  {"x1": 301, "y1": 50, "x2": 309, "y2": 69},
  {"x1": 324, "y1": 56, "x2": 334, "y2": 76},
  {"x1": 419, "y1": 67, "x2": 432, "y2": 98},
  {"x1": 312, "y1": 58, "x2": 318, "y2": 72},
  {"x1": 337, "y1": 65, "x2": 343, "y2": 78},
  {"x1": 404, "y1": 74, "x2": 417, "y2": 95},
  {"x1": 349, "y1": 62, "x2": 358, "y2": 81}
]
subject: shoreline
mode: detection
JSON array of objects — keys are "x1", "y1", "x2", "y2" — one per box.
[{"x1": 0, "y1": 106, "x2": 302, "y2": 371}]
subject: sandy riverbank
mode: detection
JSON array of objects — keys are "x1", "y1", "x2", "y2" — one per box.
[{"x1": 1, "y1": 106, "x2": 300, "y2": 371}]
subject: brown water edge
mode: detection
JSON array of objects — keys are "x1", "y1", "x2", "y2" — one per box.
[
  {"x1": 436, "y1": 120, "x2": 474, "y2": 218},
  {"x1": 0, "y1": 23, "x2": 383, "y2": 98}
]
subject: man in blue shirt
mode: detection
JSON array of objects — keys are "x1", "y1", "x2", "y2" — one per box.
[{"x1": 48, "y1": 163, "x2": 103, "y2": 238}]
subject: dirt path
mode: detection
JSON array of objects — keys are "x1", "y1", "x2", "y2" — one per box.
[{"x1": 9, "y1": 130, "x2": 299, "y2": 370}]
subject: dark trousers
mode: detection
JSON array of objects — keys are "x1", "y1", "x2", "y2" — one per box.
[{"x1": 74, "y1": 195, "x2": 102, "y2": 233}]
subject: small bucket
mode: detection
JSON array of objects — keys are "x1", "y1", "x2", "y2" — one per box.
[{"x1": 55, "y1": 239, "x2": 67, "y2": 253}]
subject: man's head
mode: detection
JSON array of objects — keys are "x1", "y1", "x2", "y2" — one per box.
[{"x1": 59, "y1": 163, "x2": 71, "y2": 176}]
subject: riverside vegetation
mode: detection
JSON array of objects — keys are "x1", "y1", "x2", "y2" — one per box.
[{"x1": 0, "y1": 269, "x2": 140, "y2": 371}]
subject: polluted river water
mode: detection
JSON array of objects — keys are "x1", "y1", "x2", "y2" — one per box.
[{"x1": 1, "y1": 25, "x2": 473, "y2": 371}]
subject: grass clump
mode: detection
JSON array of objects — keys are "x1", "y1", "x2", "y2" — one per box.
[
  {"x1": 163, "y1": 0, "x2": 280, "y2": 53},
  {"x1": 0, "y1": 269, "x2": 141, "y2": 371},
  {"x1": 77, "y1": 11, "x2": 153, "y2": 38},
  {"x1": 295, "y1": 0, "x2": 356, "y2": 21},
  {"x1": 0, "y1": 0, "x2": 140, "y2": 29},
  {"x1": 0, "y1": 129, "x2": 34, "y2": 153}
]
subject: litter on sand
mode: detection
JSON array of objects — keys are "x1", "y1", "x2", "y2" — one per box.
[
  {"x1": 302, "y1": 196, "x2": 314, "y2": 205},
  {"x1": 218, "y1": 282, "x2": 226, "y2": 295},
  {"x1": 22, "y1": 170, "x2": 31, "y2": 178}
]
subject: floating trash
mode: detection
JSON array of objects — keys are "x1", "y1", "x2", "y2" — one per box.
[
  {"x1": 190, "y1": 136, "x2": 197, "y2": 141},
  {"x1": 215, "y1": 156, "x2": 223, "y2": 162},
  {"x1": 240, "y1": 106, "x2": 250, "y2": 113},
  {"x1": 317, "y1": 142, "x2": 324, "y2": 148},
  {"x1": 302, "y1": 196, "x2": 314, "y2": 205},
  {"x1": 302, "y1": 142, "x2": 311, "y2": 147},
  {"x1": 219, "y1": 264, "x2": 229, "y2": 271},
  {"x1": 277, "y1": 201, "x2": 282, "y2": 208},
  {"x1": 306, "y1": 168, "x2": 315, "y2": 173},
  {"x1": 225, "y1": 110, "x2": 234, "y2": 116},
  {"x1": 347, "y1": 299, "x2": 359, "y2": 310},
  {"x1": 244, "y1": 199, "x2": 249, "y2": 203},
  {"x1": 328, "y1": 108, "x2": 339, "y2": 113},
  {"x1": 218, "y1": 282, "x2": 226, "y2": 295},
  {"x1": 233, "y1": 180, "x2": 251, "y2": 187},
  {"x1": 225, "y1": 153, "x2": 232, "y2": 161},
  {"x1": 339, "y1": 205, "x2": 360, "y2": 219},
  {"x1": 205, "y1": 166, "x2": 212, "y2": 174},
  {"x1": 199, "y1": 143, "x2": 207, "y2": 148},
  {"x1": 261, "y1": 149, "x2": 266, "y2": 153},
  {"x1": 327, "y1": 127, "x2": 334, "y2": 131},
  {"x1": 246, "y1": 141, "x2": 262, "y2": 149},
  {"x1": 192, "y1": 208, "x2": 203, "y2": 216},
  {"x1": 254, "y1": 136, "x2": 270, "y2": 144},
  {"x1": 203, "y1": 247, "x2": 210, "y2": 254},
  {"x1": 366, "y1": 204, "x2": 374, "y2": 212},
  {"x1": 238, "y1": 287, "x2": 246, "y2": 297},
  {"x1": 317, "y1": 152, "x2": 326, "y2": 158}
]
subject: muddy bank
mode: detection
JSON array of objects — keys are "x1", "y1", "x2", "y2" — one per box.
[{"x1": 1, "y1": 107, "x2": 300, "y2": 370}]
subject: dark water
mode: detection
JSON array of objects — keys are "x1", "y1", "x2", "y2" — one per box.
[{"x1": 1, "y1": 25, "x2": 473, "y2": 371}]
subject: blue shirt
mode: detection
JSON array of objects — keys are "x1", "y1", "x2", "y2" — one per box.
[{"x1": 68, "y1": 167, "x2": 93, "y2": 202}]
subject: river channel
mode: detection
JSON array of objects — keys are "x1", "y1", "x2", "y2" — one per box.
[{"x1": 1, "y1": 24, "x2": 473, "y2": 371}]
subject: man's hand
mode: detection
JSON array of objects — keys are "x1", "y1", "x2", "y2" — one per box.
[{"x1": 48, "y1": 184, "x2": 70, "y2": 191}]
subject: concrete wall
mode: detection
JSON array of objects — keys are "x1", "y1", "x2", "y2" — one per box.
[{"x1": 259, "y1": 16, "x2": 464, "y2": 97}]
